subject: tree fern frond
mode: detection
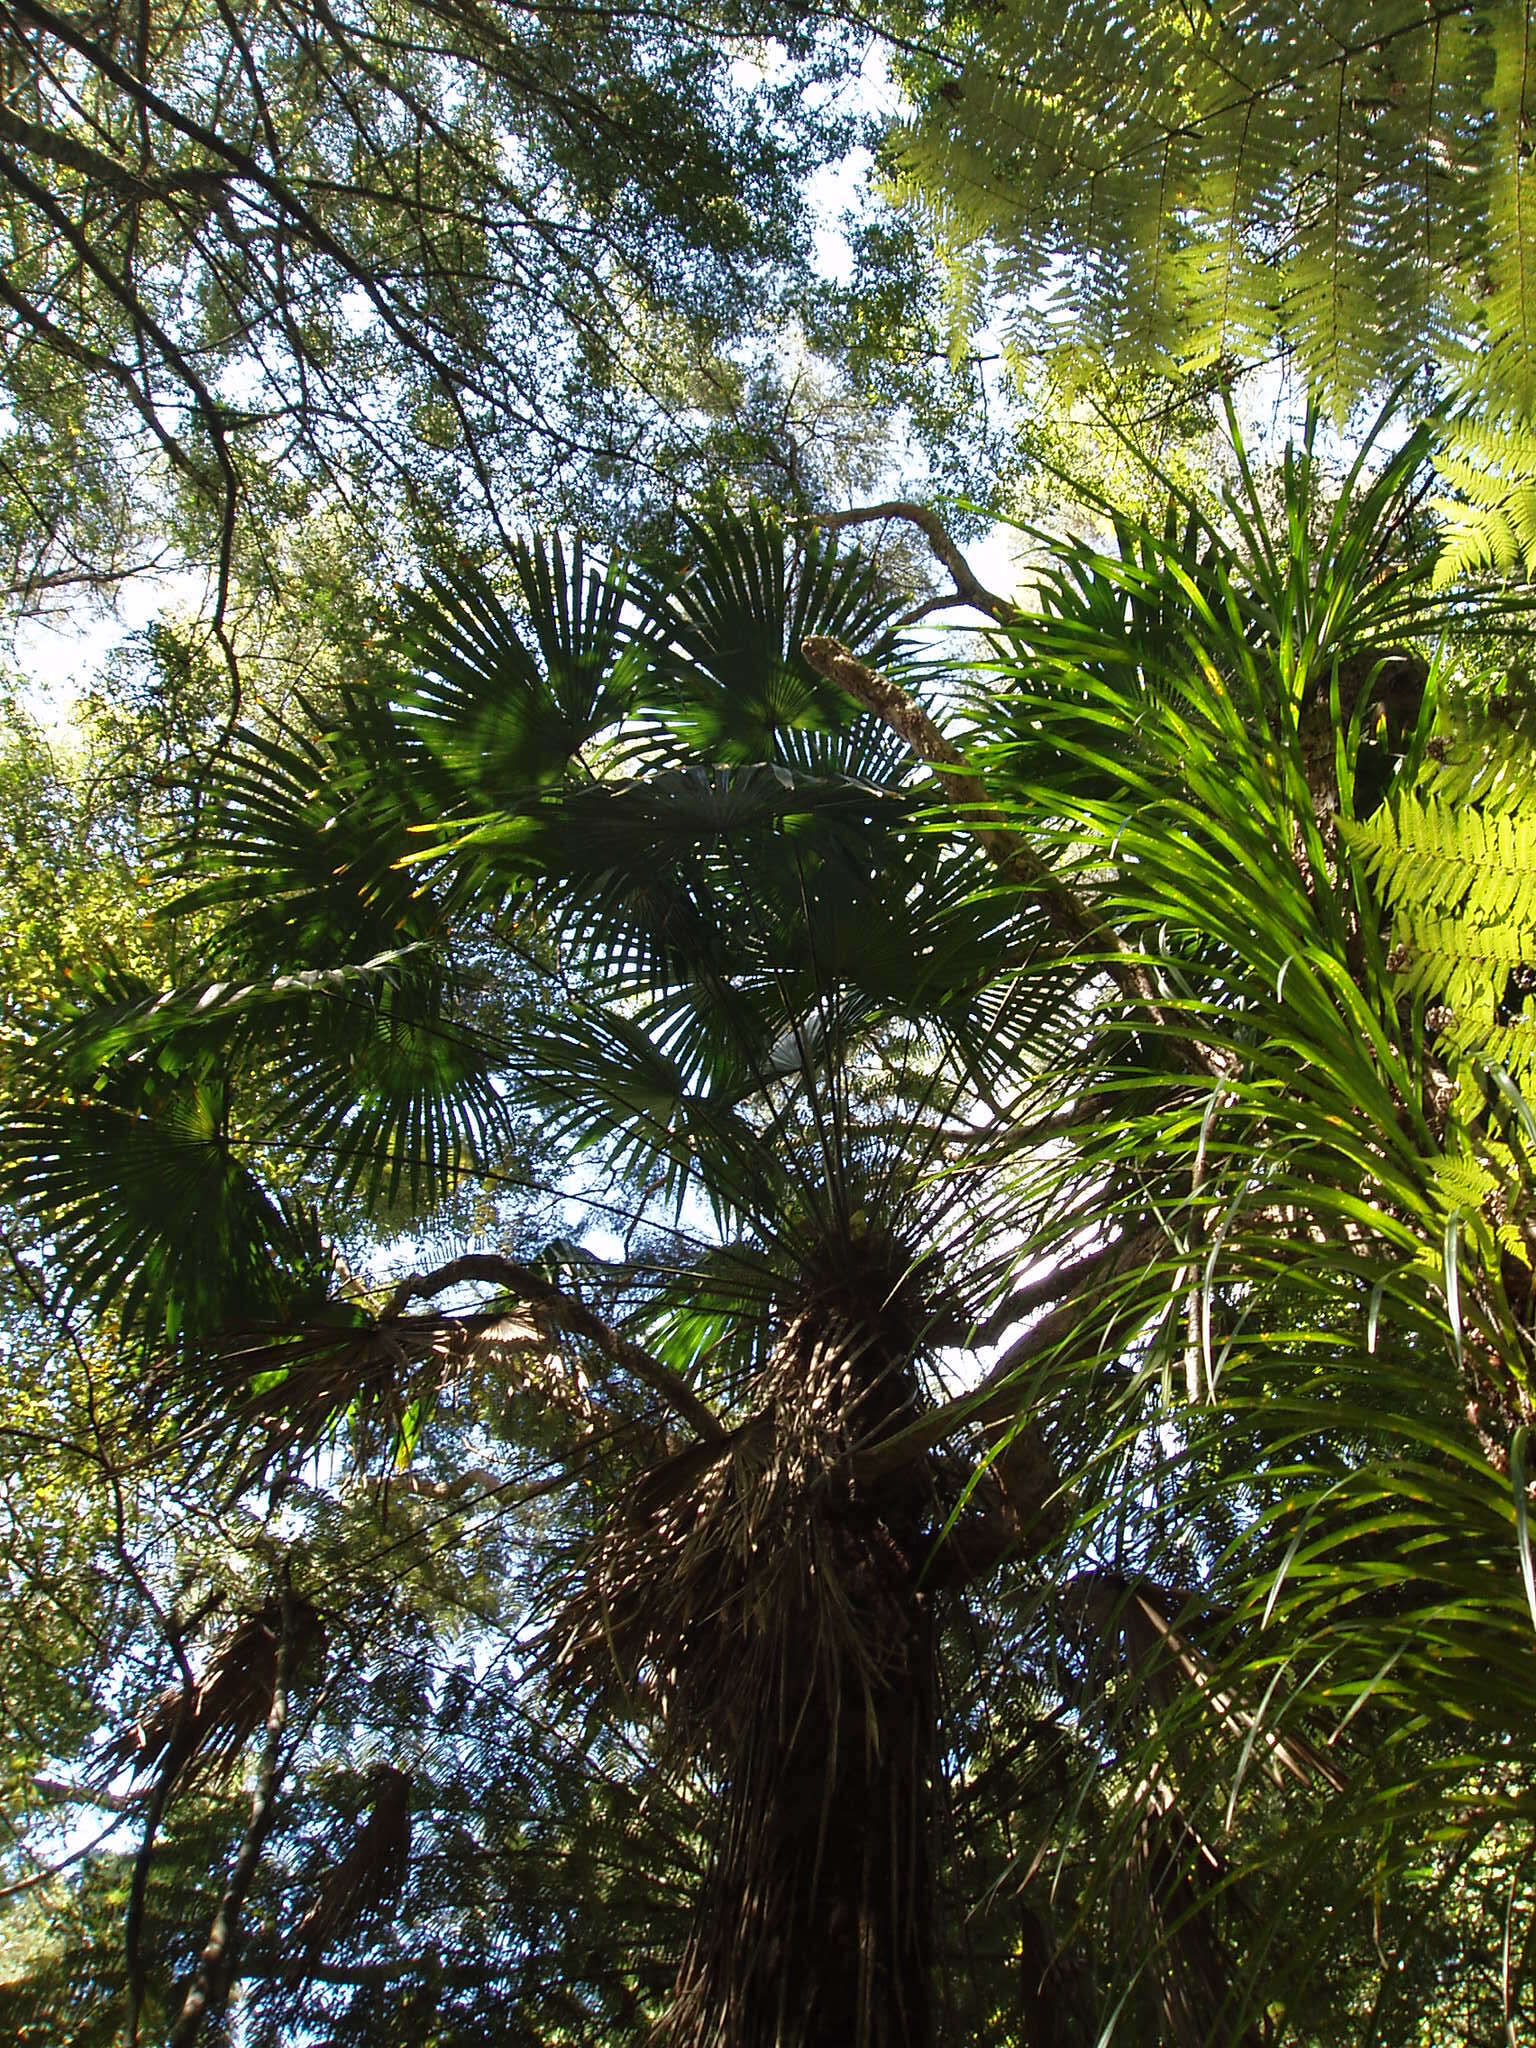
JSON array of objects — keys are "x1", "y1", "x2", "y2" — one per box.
[{"x1": 1432, "y1": 409, "x2": 1536, "y2": 587}]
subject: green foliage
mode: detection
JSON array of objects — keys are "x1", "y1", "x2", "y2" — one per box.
[
  {"x1": 7, "y1": 433, "x2": 1536, "y2": 2046},
  {"x1": 938, "y1": 401, "x2": 1536, "y2": 2041},
  {"x1": 0, "y1": 0, "x2": 904, "y2": 618},
  {"x1": 891, "y1": 1, "x2": 1536, "y2": 418},
  {"x1": 0, "y1": 687, "x2": 179, "y2": 1038},
  {"x1": 1431, "y1": 411, "x2": 1536, "y2": 586},
  {"x1": 1346, "y1": 690, "x2": 1536, "y2": 1076}
]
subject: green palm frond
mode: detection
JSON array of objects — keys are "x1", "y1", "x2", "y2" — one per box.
[
  {"x1": 175, "y1": 695, "x2": 443, "y2": 970},
  {"x1": 404, "y1": 538, "x2": 646, "y2": 802},
  {"x1": 893, "y1": 395, "x2": 1536, "y2": 2030},
  {"x1": 4, "y1": 970, "x2": 316, "y2": 1342},
  {"x1": 639, "y1": 505, "x2": 907, "y2": 761}
]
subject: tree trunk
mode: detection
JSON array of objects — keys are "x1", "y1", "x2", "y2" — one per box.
[
  {"x1": 660, "y1": 1279, "x2": 941, "y2": 2048},
  {"x1": 667, "y1": 1507, "x2": 937, "y2": 2048}
]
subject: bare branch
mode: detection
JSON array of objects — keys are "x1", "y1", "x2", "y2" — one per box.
[
  {"x1": 967, "y1": 1226, "x2": 1167, "y2": 1354},
  {"x1": 806, "y1": 500, "x2": 1018, "y2": 624},
  {"x1": 382, "y1": 1253, "x2": 724, "y2": 1442},
  {"x1": 32, "y1": 1774, "x2": 147, "y2": 1813}
]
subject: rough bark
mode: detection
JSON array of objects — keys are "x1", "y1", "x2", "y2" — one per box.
[
  {"x1": 654, "y1": 1249, "x2": 945, "y2": 2048},
  {"x1": 667, "y1": 1536, "x2": 937, "y2": 2048}
]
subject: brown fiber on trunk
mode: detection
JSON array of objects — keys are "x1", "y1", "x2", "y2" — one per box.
[
  {"x1": 664, "y1": 1511, "x2": 936, "y2": 2048},
  {"x1": 555, "y1": 1234, "x2": 950, "y2": 2048},
  {"x1": 663, "y1": 1278, "x2": 942, "y2": 2048}
]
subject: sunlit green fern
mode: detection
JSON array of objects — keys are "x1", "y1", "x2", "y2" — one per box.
[
  {"x1": 1346, "y1": 703, "x2": 1536, "y2": 1077},
  {"x1": 1433, "y1": 412, "x2": 1536, "y2": 588}
]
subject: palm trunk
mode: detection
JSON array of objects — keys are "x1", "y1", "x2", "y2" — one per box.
[
  {"x1": 668, "y1": 1516, "x2": 936, "y2": 2048},
  {"x1": 659, "y1": 1278, "x2": 942, "y2": 2048}
]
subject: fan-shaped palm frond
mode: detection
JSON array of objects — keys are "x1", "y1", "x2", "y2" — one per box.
[
  {"x1": 638, "y1": 506, "x2": 909, "y2": 763},
  {"x1": 403, "y1": 537, "x2": 646, "y2": 804},
  {"x1": 26, "y1": 456, "x2": 1522, "y2": 2048},
  {"x1": 6, "y1": 1015, "x2": 313, "y2": 1344}
]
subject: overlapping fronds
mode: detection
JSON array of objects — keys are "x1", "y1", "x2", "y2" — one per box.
[
  {"x1": 639, "y1": 505, "x2": 908, "y2": 761},
  {"x1": 23, "y1": 455, "x2": 1536, "y2": 2045},
  {"x1": 893, "y1": 0, "x2": 1536, "y2": 418},
  {"x1": 878, "y1": 396, "x2": 1536, "y2": 2031},
  {"x1": 4, "y1": 980, "x2": 321, "y2": 1344},
  {"x1": 1432, "y1": 410, "x2": 1536, "y2": 587},
  {"x1": 1347, "y1": 698, "x2": 1536, "y2": 1078},
  {"x1": 403, "y1": 537, "x2": 646, "y2": 803},
  {"x1": 2, "y1": 954, "x2": 513, "y2": 1347}
]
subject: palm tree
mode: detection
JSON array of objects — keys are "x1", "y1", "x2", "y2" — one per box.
[
  {"x1": 8, "y1": 411, "x2": 1535, "y2": 2045},
  {"x1": 9, "y1": 512, "x2": 1093, "y2": 2046}
]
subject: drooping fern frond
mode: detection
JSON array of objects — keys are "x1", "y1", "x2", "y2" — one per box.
[
  {"x1": 891, "y1": 0, "x2": 1536, "y2": 420},
  {"x1": 1432, "y1": 410, "x2": 1536, "y2": 588},
  {"x1": 1346, "y1": 707, "x2": 1536, "y2": 1076}
]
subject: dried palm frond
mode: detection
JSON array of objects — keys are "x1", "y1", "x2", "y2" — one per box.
[
  {"x1": 552, "y1": 1266, "x2": 932, "y2": 1739},
  {"x1": 292, "y1": 1765, "x2": 412, "y2": 1966},
  {"x1": 103, "y1": 1595, "x2": 325, "y2": 1794},
  {"x1": 166, "y1": 1307, "x2": 557, "y2": 1483},
  {"x1": 1067, "y1": 1572, "x2": 1346, "y2": 1797}
]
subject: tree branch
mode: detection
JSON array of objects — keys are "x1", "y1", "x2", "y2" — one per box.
[
  {"x1": 806, "y1": 500, "x2": 1019, "y2": 624},
  {"x1": 382, "y1": 1254, "x2": 724, "y2": 1442},
  {"x1": 966, "y1": 1229, "x2": 1163, "y2": 1353}
]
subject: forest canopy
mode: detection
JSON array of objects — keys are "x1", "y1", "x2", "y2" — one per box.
[{"x1": 2, "y1": 6, "x2": 1536, "y2": 2048}]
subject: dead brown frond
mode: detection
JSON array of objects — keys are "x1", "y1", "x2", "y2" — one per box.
[
  {"x1": 292, "y1": 1764, "x2": 412, "y2": 1966},
  {"x1": 104, "y1": 1595, "x2": 325, "y2": 1795},
  {"x1": 172, "y1": 1308, "x2": 560, "y2": 1481},
  {"x1": 1069, "y1": 1571, "x2": 1344, "y2": 2048},
  {"x1": 1116, "y1": 1778, "x2": 1265, "y2": 2048}
]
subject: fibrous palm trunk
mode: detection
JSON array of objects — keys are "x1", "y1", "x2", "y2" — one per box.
[
  {"x1": 567, "y1": 1252, "x2": 943, "y2": 2048},
  {"x1": 665, "y1": 1296, "x2": 939, "y2": 2048}
]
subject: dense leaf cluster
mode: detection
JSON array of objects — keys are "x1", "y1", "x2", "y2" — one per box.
[{"x1": 2, "y1": 435, "x2": 1535, "y2": 2044}]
